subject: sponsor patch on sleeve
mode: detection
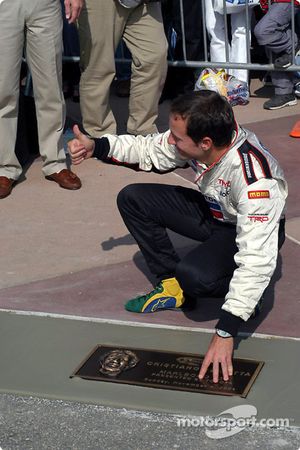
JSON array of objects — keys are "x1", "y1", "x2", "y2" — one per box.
[{"x1": 248, "y1": 190, "x2": 270, "y2": 199}]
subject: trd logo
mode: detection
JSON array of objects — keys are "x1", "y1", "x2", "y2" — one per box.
[{"x1": 248, "y1": 215, "x2": 269, "y2": 223}]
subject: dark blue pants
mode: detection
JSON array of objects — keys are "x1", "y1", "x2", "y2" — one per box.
[{"x1": 117, "y1": 183, "x2": 240, "y2": 298}]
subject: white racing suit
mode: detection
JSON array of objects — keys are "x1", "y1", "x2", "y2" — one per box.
[{"x1": 93, "y1": 125, "x2": 288, "y2": 329}]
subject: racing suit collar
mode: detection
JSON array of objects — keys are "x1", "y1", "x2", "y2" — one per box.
[{"x1": 192, "y1": 122, "x2": 247, "y2": 182}]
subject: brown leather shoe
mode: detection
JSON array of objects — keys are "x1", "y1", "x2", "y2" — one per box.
[
  {"x1": 46, "y1": 169, "x2": 82, "y2": 190},
  {"x1": 0, "y1": 176, "x2": 14, "y2": 199}
]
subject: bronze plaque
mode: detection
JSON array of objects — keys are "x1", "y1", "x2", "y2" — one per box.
[{"x1": 71, "y1": 345, "x2": 264, "y2": 398}]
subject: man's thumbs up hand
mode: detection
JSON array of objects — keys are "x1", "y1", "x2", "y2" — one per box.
[
  {"x1": 73, "y1": 124, "x2": 84, "y2": 140},
  {"x1": 68, "y1": 125, "x2": 95, "y2": 165}
]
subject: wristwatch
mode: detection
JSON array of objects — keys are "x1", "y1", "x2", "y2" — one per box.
[{"x1": 216, "y1": 329, "x2": 233, "y2": 338}]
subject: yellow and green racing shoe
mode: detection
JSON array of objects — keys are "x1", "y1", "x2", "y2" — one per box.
[{"x1": 125, "y1": 277, "x2": 185, "y2": 313}]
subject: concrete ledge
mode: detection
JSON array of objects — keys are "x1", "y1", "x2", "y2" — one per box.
[{"x1": 0, "y1": 311, "x2": 299, "y2": 425}]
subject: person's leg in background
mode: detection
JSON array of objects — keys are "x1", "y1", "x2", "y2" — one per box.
[
  {"x1": 25, "y1": 0, "x2": 68, "y2": 177},
  {"x1": 254, "y1": 3, "x2": 299, "y2": 109},
  {"x1": 230, "y1": 10, "x2": 251, "y2": 84},
  {"x1": 115, "y1": 40, "x2": 132, "y2": 98},
  {"x1": 123, "y1": 2, "x2": 168, "y2": 135},
  {"x1": 78, "y1": 0, "x2": 129, "y2": 136},
  {"x1": 161, "y1": 0, "x2": 205, "y2": 99},
  {"x1": 206, "y1": 1, "x2": 250, "y2": 87},
  {"x1": 205, "y1": 0, "x2": 227, "y2": 66},
  {"x1": 60, "y1": 0, "x2": 81, "y2": 102},
  {"x1": 0, "y1": 0, "x2": 24, "y2": 196},
  {"x1": 161, "y1": 0, "x2": 175, "y2": 58}
]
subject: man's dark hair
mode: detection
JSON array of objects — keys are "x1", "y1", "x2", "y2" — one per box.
[{"x1": 170, "y1": 90, "x2": 235, "y2": 147}]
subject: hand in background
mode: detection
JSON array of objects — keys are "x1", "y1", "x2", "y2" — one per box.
[{"x1": 64, "y1": 0, "x2": 83, "y2": 24}]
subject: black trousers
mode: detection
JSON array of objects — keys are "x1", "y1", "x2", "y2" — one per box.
[
  {"x1": 117, "y1": 183, "x2": 243, "y2": 298},
  {"x1": 161, "y1": 0, "x2": 205, "y2": 96},
  {"x1": 162, "y1": 0, "x2": 205, "y2": 62}
]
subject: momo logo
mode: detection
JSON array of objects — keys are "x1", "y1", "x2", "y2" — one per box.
[{"x1": 248, "y1": 190, "x2": 270, "y2": 199}]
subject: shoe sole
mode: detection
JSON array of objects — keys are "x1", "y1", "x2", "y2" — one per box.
[{"x1": 264, "y1": 99, "x2": 297, "y2": 110}]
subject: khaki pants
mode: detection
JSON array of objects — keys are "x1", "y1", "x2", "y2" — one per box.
[
  {"x1": 0, "y1": 0, "x2": 66, "y2": 179},
  {"x1": 78, "y1": 0, "x2": 168, "y2": 137}
]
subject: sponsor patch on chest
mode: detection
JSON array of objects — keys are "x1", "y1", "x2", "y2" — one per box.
[{"x1": 218, "y1": 179, "x2": 231, "y2": 197}]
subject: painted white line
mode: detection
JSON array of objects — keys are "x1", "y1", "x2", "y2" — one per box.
[
  {"x1": 286, "y1": 233, "x2": 300, "y2": 246},
  {"x1": 0, "y1": 308, "x2": 300, "y2": 342}
]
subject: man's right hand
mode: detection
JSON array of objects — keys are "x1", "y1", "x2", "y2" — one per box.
[{"x1": 68, "y1": 125, "x2": 95, "y2": 165}]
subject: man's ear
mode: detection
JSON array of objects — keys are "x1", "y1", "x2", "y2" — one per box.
[{"x1": 199, "y1": 137, "x2": 213, "y2": 151}]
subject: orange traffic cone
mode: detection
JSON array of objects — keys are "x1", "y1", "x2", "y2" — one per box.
[{"x1": 289, "y1": 120, "x2": 300, "y2": 138}]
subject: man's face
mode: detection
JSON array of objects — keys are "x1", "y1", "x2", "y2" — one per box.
[{"x1": 168, "y1": 113, "x2": 206, "y2": 161}]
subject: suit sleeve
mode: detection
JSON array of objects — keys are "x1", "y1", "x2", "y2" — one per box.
[{"x1": 216, "y1": 178, "x2": 286, "y2": 335}]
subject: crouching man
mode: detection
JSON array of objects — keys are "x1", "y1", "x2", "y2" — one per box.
[{"x1": 68, "y1": 90, "x2": 287, "y2": 383}]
